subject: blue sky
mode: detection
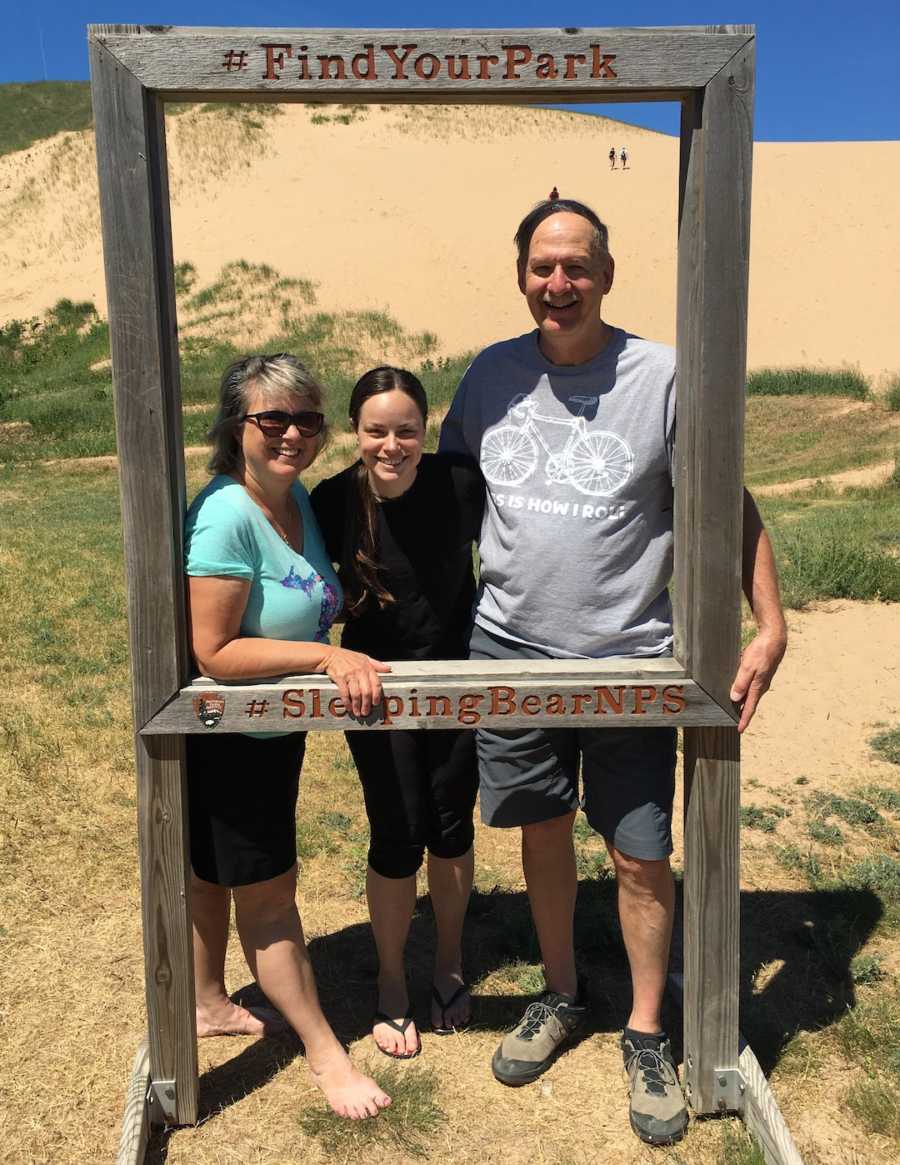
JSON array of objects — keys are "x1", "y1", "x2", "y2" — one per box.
[{"x1": 3, "y1": 1, "x2": 898, "y2": 141}]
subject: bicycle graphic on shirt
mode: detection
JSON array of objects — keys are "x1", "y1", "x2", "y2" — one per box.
[{"x1": 481, "y1": 394, "x2": 634, "y2": 497}]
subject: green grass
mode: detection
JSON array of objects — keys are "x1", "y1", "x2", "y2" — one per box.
[
  {"x1": 832, "y1": 991, "x2": 900, "y2": 1077},
  {"x1": 747, "y1": 367, "x2": 869, "y2": 399},
  {"x1": 741, "y1": 805, "x2": 789, "y2": 833},
  {"x1": 857, "y1": 784, "x2": 900, "y2": 811},
  {"x1": 886, "y1": 375, "x2": 900, "y2": 413},
  {"x1": 845, "y1": 1076, "x2": 900, "y2": 1141},
  {"x1": 806, "y1": 791, "x2": 883, "y2": 828},
  {"x1": 0, "y1": 272, "x2": 466, "y2": 464},
  {"x1": 717, "y1": 1121, "x2": 767, "y2": 1165},
  {"x1": 759, "y1": 483, "x2": 900, "y2": 607},
  {"x1": 0, "y1": 81, "x2": 92, "y2": 157},
  {"x1": 297, "y1": 1062, "x2": 445, "y2": 1157},
  {"x1": 807, "y1": 820, "x2": 843, "y2": 846},
  {"x1": 871, "y1": 728, "x2": 900, "y2": 766},
  {"x1": 745, "y1": 394, "x2": 899, "y2": 487},
  {"x1": 851, "y1": 954, "x2": 886, "y2": 985}
]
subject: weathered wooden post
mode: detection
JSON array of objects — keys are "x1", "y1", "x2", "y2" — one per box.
[{"x1": 89, "y1": 23, "x2": 801, "y2": 1164}]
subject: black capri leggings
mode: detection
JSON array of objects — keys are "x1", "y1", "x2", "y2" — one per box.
[
  {"x1": 187, "y1": 731, "x2": 306, "y2": 887},
  {"x1": 346, "y1": 728, "x2": 478, "y2": 879}
]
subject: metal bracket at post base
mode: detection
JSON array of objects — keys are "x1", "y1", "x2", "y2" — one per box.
[
  {"x1": 148, "y1": 1078, "x2": 178, "y2": 1126},
  {"x1": 685, "y1": 1063, "x2": 747, "y2": 1115}
]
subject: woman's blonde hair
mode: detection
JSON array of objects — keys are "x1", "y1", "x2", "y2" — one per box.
[{"x1": 206, "y1": 353, "x2": 329, "y2": 475}]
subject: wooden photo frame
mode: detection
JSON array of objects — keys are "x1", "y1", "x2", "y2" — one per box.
[{"x1": 90, "y1": 24, "x2": 799, "y2": 1165}]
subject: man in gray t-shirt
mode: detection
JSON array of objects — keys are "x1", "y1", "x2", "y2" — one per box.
[{"x1": 439, "y1": 197, "x2": 787, "y2": 1146}]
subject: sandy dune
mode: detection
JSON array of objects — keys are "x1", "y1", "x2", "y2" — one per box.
[{"x1": 1, "y1": 103, "x2": 898, "y2": 385}]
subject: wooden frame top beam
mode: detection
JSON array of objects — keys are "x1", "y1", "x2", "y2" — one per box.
[{"x1": 88, "y1": 25, "x2": 754, "y2": 98}]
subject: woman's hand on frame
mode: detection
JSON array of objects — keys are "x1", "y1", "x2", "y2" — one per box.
[{"x1": 319, "y1": 647, "x2": 391, "y2": 718}]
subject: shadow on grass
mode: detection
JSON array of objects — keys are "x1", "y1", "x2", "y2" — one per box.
[{"x1": 146, "y1": 879, "x2": 880, "y2": 1157}]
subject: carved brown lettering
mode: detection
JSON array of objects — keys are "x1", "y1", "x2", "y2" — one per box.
[
  {"x1": 446, "y1": 54, "x2": 471, "y2": 80},
  {"x1": 546, "y1": 693, "x2": 566, "y2": 715},
  {"x1": 381, "y1": 695, "x2": 403, "y2": 724},
  {"x1": 662, "y1": 685, "x2": 686, "y2": 715},
  {"x1": 318, "y1": 54, "x2": 347, "y2": 80},
  {"x1": 489, "y1": 685, "x2": 516, "y2": 715},
  {"x1": 476, "y1": 54, "x2": 500, "y2": 79},
  {"x1": 310, "y1": 689, "x2": 323, "y2": 718},
  {"x1": 261, "y1": 43, "x2": 293, "y2": 80},
  {"x1": 282, "y1": 688, "x2": 305, "y2": 717},
  {"x1": 351, "y1": 45, "x2": 376, "y2": 79},
  {"x1": 328, "y1": 697, "x2": 347, "y2": 718},
  {"x1": 426, "y1": 695, "x2": 452, "y2": 716},
  {"x1": 503, "y1": 44, "x2": 533, "y2": 79},
  {"x1": 564, "y1": 53, "x2": 587, "y2": 80},
  {"x1": 571, "y1": 692, "x2": 592, "y2": 715},
  {"x1": 632, "y1": 686, "x2": 658, "y2": 715},
  {"x1": 414, "y1": 52, "x2": 441, "y2": 79},
  {"x1": 535, "y1": 53, "x2": 558, "y2": 80},
  {"x1": 521, "y1": 694, "x2": 541, "y2": 715},
  {"x1": 595, "y1": 686, "x2": 625, "y2": 715},
  {"x1": 458, "y1": 694, "x2": 485, "y2": 726},
  {"x1": 591, "y1": 47, "x2": 618, "y2": 79},
  {"x1": 383, "y1": 43, "x2": 418, "y2": 79}
]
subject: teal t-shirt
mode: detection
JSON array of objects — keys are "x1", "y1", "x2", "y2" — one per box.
[{"x1": 184, "y1": 475, "x2": 342, "y2": 646}]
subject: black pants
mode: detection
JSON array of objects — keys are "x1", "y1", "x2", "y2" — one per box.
[
  {"x1": 346, "y1": 728, "x2": 478, "y2": 878},
  {"x1": 187, "y1": 732, "x2": 306, "y2": 887}
]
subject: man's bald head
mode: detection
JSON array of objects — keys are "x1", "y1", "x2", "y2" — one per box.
[{"x1": 514, "y1": 198, "x2": 609, "y2": 276}]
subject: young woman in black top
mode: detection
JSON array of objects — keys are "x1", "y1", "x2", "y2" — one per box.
[{"x1": 311, "y1": 367, "x2": 484, "y2": 1059}]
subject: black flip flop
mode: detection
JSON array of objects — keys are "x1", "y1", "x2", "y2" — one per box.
[
  {"x1": 373, "y1": 1010, "x2": 421, "y2": 1059},
  {"x1": 432, "y1": 983, "x2": 471, "y2": 1035}
]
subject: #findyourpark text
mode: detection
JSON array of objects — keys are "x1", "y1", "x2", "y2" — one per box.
[{"x1": 249, "y1": 42, "x2": 618, "y2": 84}]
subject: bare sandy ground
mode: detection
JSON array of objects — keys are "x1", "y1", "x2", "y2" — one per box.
[{"x1": 1, "y1": 104, "x2": 898, "y2": 384}]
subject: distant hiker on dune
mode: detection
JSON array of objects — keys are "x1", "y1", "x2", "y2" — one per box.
[
  {"x1": 620, "y1": 146, "x2": 628, "y2": 169},
  {"x1": 608, "y1": 146, "x2": 616, "y2": 170}
]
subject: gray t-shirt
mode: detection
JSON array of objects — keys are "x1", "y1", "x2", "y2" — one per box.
[{"x1": 439, "y1": 328, "x2": 676, "y2": 659}]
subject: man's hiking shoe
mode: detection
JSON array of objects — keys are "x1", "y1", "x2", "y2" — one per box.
[
  {"x1": 492, "y1": 990, "x2": 587, "y2": 1086},
  {"x1": 620, "y1": 1030, "x2": 688, "y2": 1145}
]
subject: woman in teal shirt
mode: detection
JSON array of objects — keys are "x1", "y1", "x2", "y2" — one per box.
[{"x1": 185, "y1": 353, "x2": 390, "y2": 1120}]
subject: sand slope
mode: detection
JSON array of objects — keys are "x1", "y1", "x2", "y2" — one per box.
[{"x1": 1, "y1": 103, "x2": 898, "y2": 384}]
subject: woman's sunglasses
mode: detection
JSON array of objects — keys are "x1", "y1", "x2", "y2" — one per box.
[{"x1": 241, "y1": 410, "x2": 325, "y2": 438}]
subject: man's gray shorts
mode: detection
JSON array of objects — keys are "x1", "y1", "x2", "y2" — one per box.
[{"x1": 469, "y1": 624, "x2": 677, "y2": 861}]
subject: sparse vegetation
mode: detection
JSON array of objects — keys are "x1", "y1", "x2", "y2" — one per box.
[
  {"x1": 871, "y1": 727, "x2": 900, "y2": 766},
  {"x1": 741, "y1": 804, "x2": 789, "y2": 833},
  {"x1": 0, "y1": 81, "x2": 92, "y2": 156},
  {"x1": 806, "y1": 791, "x2": 882, "y2": 828},
  {"x1": 298, "y1": 1062, "x2": 445, "y2": 1156},
  {"x1": 845, "y1": 1076, "x2": 900, "y2": 1141},
  {"x1": 886, "y1": 374, "x2": 900, "y2": 412},
  {"x1": 747, "y1": 367, "x2": 869, "y2": 399},
  {"x1": 718, "y1": 1121, "x2": 767, "y2": 1164}
]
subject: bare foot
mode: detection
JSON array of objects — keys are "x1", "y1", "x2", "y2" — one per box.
[
  {"x1": 196, "y1": 1000, "x2": 280, "y2": 1038},
  {"x1": 309, "y1": 1048, "x2": 391, "y2": 1119},
  {"x1": 374, "y1": 984, "x2": 420, "y2": 1057},
  {"x1": 432, "y1": 969, "x2": 471, "y2": 1032}
]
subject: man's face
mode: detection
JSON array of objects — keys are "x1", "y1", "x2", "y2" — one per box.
[{"x1": 519, "y1": 212, "x2": 614, "y2": 364}]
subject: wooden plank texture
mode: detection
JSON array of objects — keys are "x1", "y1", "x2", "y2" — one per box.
[
  {"x1": 682, "y1": 725, "x2": 741, "y2": 1114},
  {"x1": 667, "y1": 974, "x2": 805, "y2": 1165},
  {"x1": 143, "y1": 662, "x2": 733, "y2": 733},
  {"x1": 116, "y1": 1038, "x2": 151, "y2": 1165},
  {"x1": 674, "y1": 36, "x2": 754, "y2": 710},
  {"x1": 90, "y1": 30, "x2": 197, "y2": 1126},
  {"x1": 89, "y1": 26, "x2": 751, "y2": 96},
  {"x1": 740, "y1": 1042, "x2": 806, "y2": 1165}
]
